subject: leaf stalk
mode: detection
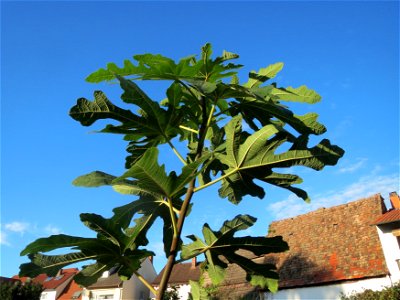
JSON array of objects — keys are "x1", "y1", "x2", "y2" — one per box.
[
  {"x1": 134, "y1": 270, "x2": 158, "y2": 296},
  {"x1": 167, "y1": 140, "x2": 187, "y2": 165},
  {"x1": 179, "y1": 125, "x2": 199, "y2": 134},
  {"x1": 194, "y1": 169, "x2": 237, "y2": 193},
  {"x1": 166, "y1": 197, "x2": 178, "y2": 237}
]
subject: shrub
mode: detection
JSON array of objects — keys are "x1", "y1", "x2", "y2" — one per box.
[
  {"x1": 340, "y1": 282, "x2": 400, "y2": 300},
  {"x1": 0, "y1": 280, "x2": 43, "y2": 300}
]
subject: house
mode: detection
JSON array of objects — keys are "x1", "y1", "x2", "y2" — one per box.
[
  {"x1": 12, "y1": 257, "x2": 156, "y2": 300},
  {"x1": 208, "y1": 192, "x2": 400, "y2": 300},
  {"x1": 120, "y1": 257, "x2": 157, "y2": 300},
  {"x1": 81, "y1": 257, "x2": 157, "y2": 300},
  {"x1": 81, "y1": 269, "x2": 123, "y2": 300},
  {"x1": 372, "y1": 192, "x2": 400, "y2": 287},
  {"x1": 151, "y1": 257, "x2": 201, "y2": 300},
  {"x1": 13, "y1": 268, "x2": 81, "y2": 300}
]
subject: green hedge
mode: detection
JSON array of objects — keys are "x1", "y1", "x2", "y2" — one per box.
[
  {"x1": 340, "y1": 282, "x2": 400, "y2": 300},
  {"x1": 0, "y1": 281, "x2": 43, "y2": 300}
]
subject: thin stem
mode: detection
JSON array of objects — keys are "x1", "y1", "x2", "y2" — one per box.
[
  {"x1": 161, "y1": 199, "x2": 180, "y2": 214},
  {"x1": 207, "y1": 104, "x2": 216, "y2": 128},
  {"x1": 133, "y1": 270, "x2": 158, "y2": 296},
  {"x1": 167, "y1": 140, "x2": 187, "y2": 165},
  {"x1": 179, "y1": 125, "x2": 199, "y2": 134},
  {"x1": 166, "y1": 197, "x2": 178, "y2": 237},
  {"x1": 193, "y1": 169, "x2": 237, "y2": 193},
  {"x1": 156, "y1": 96, "x2": 210, "y2": 300}
]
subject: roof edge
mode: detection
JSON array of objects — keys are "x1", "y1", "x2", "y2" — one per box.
[
  {"x1": 275, "y1": 274, "x2": 389, "y2": 291},
  {"x1": 270, "y1": 193, "x2": 385, "y2": 225}
]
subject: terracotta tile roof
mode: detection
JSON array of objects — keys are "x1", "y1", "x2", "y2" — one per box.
[
  {"x1": 13, "y1": 273, "x2": 47, "y2": 285},
  {"x1": 12, "y1": 268, "x2": 79, "y2": 290},
  {"x1": 211, "y1": 193, "x2": 389, "y2": 297},
  {"x1": 373, "y1": 209, "x2": 400, "y2": 225},
  {"x1": 87, "y1": 272, "x2": 123, "y2": 289},
  {"x1": 42, "y1": 269, "x2": 78, "y2": 290},
  {"x1": 266, "y1": 194, "x2": 388, "y2": 289},
  {"x1": 152, "y1": 262, "x2": 201, "y2": 285}
]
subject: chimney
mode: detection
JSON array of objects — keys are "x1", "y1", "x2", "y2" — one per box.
[
  {"x1": 149, "y1": 256, "x2": 153, "y2": 264},
  {"x1": 191, "y1": 257, "x2": 197, "y2": 269},
  {"x1": 389, "y1": 192, "x2": 400, "y2": 210}
]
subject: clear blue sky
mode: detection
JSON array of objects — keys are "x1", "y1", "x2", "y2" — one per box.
[{"x1": 1, "y1": 1, "x2": 399, "y2": 278}]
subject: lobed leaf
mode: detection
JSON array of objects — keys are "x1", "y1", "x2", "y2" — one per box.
[
  {"x1": 69, "y1": 91, "x2": 139, "y2": 127},
  {"x1": 181, "y1": 215, "x2": 288, "y2": 291},
  {"x1": 271, "y1": 85, "x2": 321, "y2": 104},
  {"x1": 214, "y1": 116, "x2": 344, "y2": 203},
  {"x1": 245, "y1": 62, "x2": 284, "y2": 88},
  {"x1": 19, "y1": 216, "x2": 154, "y2": 286}
]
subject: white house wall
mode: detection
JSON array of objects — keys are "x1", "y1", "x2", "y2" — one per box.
[
  {"x1": 265, "y1": 276, "x2": 394, "y2": 300},
  {"x1": 82, "y1": 288, "x2": 122, "y2": 300},
  {"x1": 177, "y1": 284, "x2": 191, "y2": 300},
  {"x1": 122, "y1": 258, "x2": 157, "y2": 300},
  {"x1": 150, "y1": 284, "x2": 191, "y2": 300},
  {"x1": 376, "y1": 224, "x2": 400, "y2": 283},
  {"x1": 40, "y1": 290, "x2": 57, "y2": 300}
]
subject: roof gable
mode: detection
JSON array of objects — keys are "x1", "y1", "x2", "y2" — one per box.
[
  {"x1": 87, "y1": 273, "x2": 122, "y2": 289},
  {"x1": 153, "y1": 262, "x2": 201, "y2": 285}
]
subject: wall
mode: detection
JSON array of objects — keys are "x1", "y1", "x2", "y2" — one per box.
[
  {"x1": 176, "y1": 284, "x2": 191, "y2": 300},
  {"x1": 81, "y1": 288, "x2": 122, "y2": 300},
  {"x1": 265, "y1": 276, "x2": 394, "y2": 300},
  {"x1": 40, "y1": 290, "x2": 57, "y2": 300},
  {"x1": 376, "y1": 223, "x2": 400, "y2": 283},
  {"x1": 150, "y1": 284, "x2": 191, "y2": 300},
  {"x1": 122, "y1": 258, "x2": 157, "y2": 300}
]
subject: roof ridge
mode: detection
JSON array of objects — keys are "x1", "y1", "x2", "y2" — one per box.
[{"x1": 270, "y1": 193, "x2": 384, "y2": 224}]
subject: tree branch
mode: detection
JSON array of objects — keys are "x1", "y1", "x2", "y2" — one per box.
[{"x1": 156, "y1": 96, "x2": 210, "y2": 300}]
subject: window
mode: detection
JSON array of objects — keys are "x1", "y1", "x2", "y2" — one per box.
[
  {"x1": 139, "y1": 291, "x2": 145, "y2": 300},
  {"x1": 71, "y1": 291, "x2": 82, "y2": 299},
  {"x1": 98, "y1": 295, "x2": 114, "y2": 299}
]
